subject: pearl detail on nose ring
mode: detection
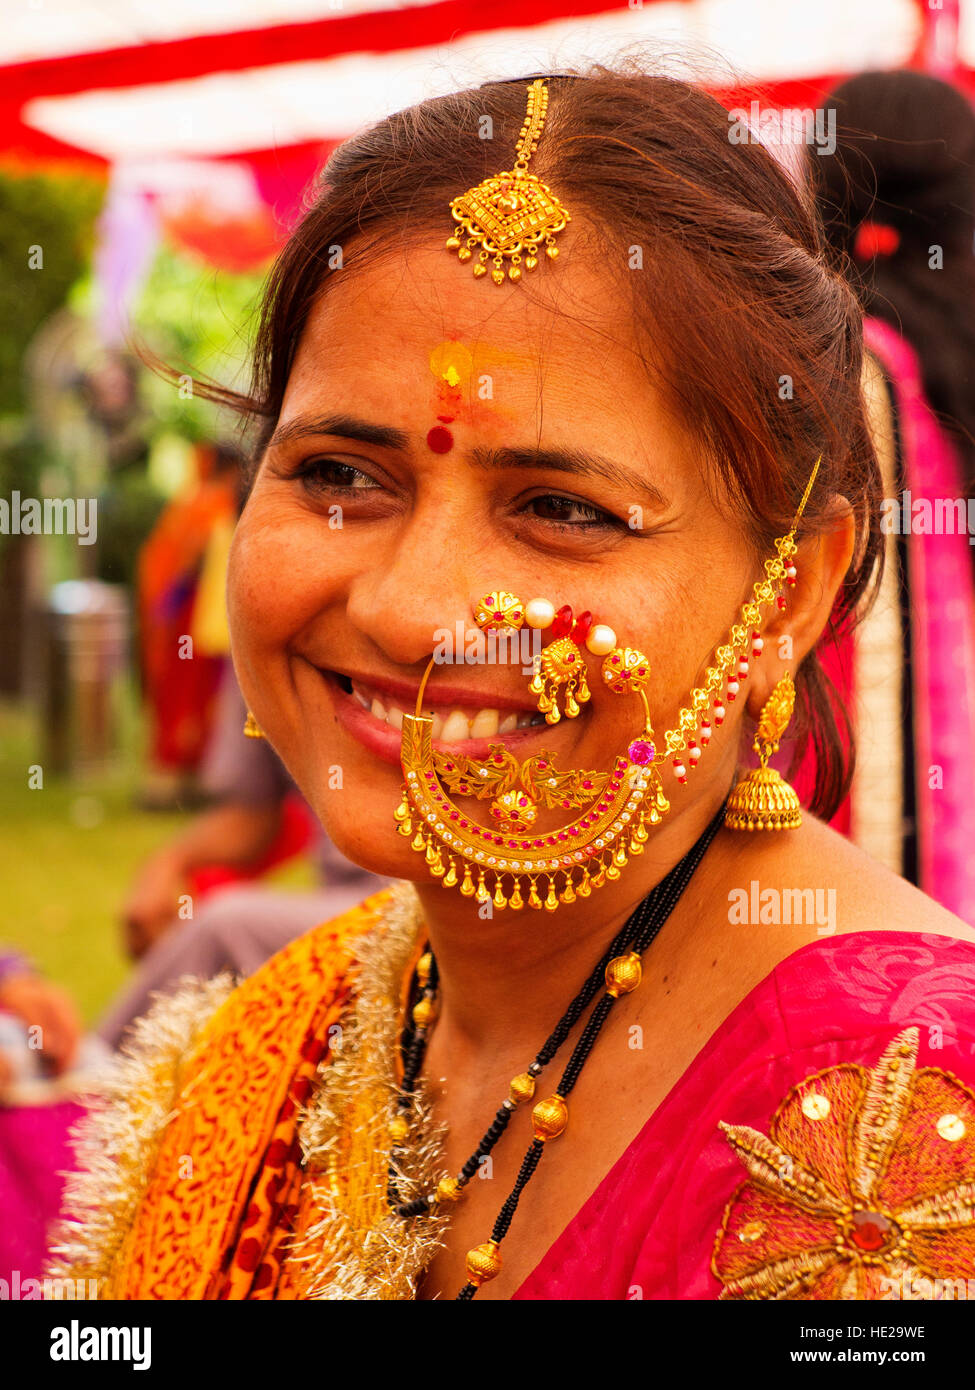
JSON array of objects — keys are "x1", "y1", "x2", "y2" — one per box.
[
  {"x1": 524, "y1": 597, "x2": 555, "y2": 629},
  {"x1": 584, "y1": 624, "x2": 617, "y2": 656},
  {"x1": 488, "y1": 594, "x2": 618, "y2": 655}
]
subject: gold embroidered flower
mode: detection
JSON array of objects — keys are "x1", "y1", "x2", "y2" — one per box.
[{"x1": 712, "y1": 1028, "x2": 975, "y2": 1299}]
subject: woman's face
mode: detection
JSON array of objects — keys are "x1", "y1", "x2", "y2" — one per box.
[{"x1": 228, "y1": 244, "x2": 759, "y2": 879}]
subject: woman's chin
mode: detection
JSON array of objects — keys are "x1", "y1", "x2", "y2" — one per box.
[{"x1": 307, "y1": 798, "x2": 424, "y2": 880}]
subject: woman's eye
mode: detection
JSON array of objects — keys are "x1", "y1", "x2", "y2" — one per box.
[
  {"x1": 295, "y1": 458, "x2": 381, "y2": 492},
  {"x1": 523, "y1": 494, "x2": 620, "y2": 529}
]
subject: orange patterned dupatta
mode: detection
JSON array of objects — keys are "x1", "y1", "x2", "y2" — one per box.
[{"x1": 49, "y1": 884, "x2": 449, "y2": 1300}]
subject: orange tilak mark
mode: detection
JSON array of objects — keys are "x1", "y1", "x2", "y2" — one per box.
[{"x1": 429, "y1": 341, "x2": 471, "y2": 424}]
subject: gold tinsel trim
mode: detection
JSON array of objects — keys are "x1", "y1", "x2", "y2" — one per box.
[
  {"x1": 285, "y1": 881, "x2": 450, "y2": 1300},
  {"x1": 45, "y1": 974, "x2": 236, "y2": 1294}
]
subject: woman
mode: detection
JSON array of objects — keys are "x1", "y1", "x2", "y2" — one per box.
[
  {"x1": 136, "y1": 438, "x2": 241, "y2": 807},
  {"x1": 50, "y1": 68, "x2": 975, "y2": 1301},
  {"x1": 811, "y1": 69, "x2": 975, "y2": 925}
]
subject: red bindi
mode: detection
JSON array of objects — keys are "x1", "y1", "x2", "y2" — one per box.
[{"x1": 426, "y1": 425, "x2": 454, "y2": 454}]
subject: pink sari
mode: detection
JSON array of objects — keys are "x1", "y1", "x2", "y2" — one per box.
[{"x1": 515, "y1": 930, "x2": 975, "y2": 1299}]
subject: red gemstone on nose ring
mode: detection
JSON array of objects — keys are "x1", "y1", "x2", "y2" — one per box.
[
  {"x1": 571, "y1": 611, "x2": 593, "y2": 642},
  {"x1": 551, "y1": 605, "x2": 574, "y2": 639}
]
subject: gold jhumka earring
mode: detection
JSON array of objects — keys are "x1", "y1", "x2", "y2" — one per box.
[
  {"x1": 243, "y1": 711, "x2": 265, "y2": 739},
  {"x1": 724, "y1": 672, "x2": 802, "y2": 831},
  {"x1": 394, "y1": 462, "x2": 819, "y2": 911}
]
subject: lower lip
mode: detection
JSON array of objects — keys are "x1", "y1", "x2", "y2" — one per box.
[{"x1": 323, "y1": 673, "x2": 555, "y2": 769}]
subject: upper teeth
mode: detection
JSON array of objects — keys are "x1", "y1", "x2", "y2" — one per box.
[{"x1": 351, "y1": 682, "x2": 540, "y2": 742}]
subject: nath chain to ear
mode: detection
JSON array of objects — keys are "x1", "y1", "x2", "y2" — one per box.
[{"x1": 393, "y1": 459, "x2": 820, "y2": 909}]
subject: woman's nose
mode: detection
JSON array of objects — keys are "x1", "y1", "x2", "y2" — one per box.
[{"x1": 345, "y1": 512, "x2": 482, "y2": 668}]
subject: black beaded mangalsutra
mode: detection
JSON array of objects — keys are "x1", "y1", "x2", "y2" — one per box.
[{"x1": 386, "y1": 800, "x2": 727, "y2": 1299}]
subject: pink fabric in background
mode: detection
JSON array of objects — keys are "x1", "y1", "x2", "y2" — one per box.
[
  {"x1": 514, "y1": 930, "x2": 975, "y2": 1299},
  {"x1": 864, "y1": 318, "x2": 975, "y2": 925},
  {"x1": 0, "y1": 1099, "x2": 85, "y2": 1289}
]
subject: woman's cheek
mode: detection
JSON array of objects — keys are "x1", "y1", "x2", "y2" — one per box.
[
  {"x1": 229, "y1": 496, "x2": 335, "y2": 636},
  {"x1": 227, "y1": 516, "x2": 291, "y2": 651}
]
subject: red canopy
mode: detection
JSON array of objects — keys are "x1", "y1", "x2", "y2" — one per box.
[{"x1": 3, "y1": 0, "x2": 968, "y2": 268}]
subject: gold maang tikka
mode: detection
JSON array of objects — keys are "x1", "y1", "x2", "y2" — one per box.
[
  {"x1": 445, "y1": 79, "x2": 570, "y2": 285},
  {"x1": 394, "y1": 460, "x2": 820, "y2": 912}
]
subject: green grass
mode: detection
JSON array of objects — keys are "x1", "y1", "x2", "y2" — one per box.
[{"x1": 0, "y1": 691, "x2": 315, "y2": 1025}]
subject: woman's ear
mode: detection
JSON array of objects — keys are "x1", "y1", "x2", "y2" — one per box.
[{"x1": 745, "y1": 496, "x2": 856, "y2": 719}]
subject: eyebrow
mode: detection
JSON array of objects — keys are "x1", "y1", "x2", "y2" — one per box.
[
  {"x1": 266, "y1": 413, "x2": 410, "y2": 452},
  {"x1": 471, "y1": 445, "x2": 668, "y2": 510},
  {"x1": 266, "y1": 414, "x2": 668, "y2": 510}
]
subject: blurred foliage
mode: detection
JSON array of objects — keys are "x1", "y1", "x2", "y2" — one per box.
[
  {"x1": 0, "y1": 418, "x2": 44, "y2": 501},
  {"x1": 0, "y1": 166, "x2": 105, "y2": 417},
  {"x1": 0, "y1": 183, "x2": 264, "y2": 679},
  {"x1": 131, "y1": 244, "x2": 266, "y2": 444},
  {"x1": 94, "y1": 472, "x2": 167, "y2": 587}
]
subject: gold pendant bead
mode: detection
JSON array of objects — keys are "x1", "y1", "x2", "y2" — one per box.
[
  {"x1": 415, "y1": 951, "x2": 433, "y2": 988},
  {"x1": 412, "y1": 995, "x2": 437, "y2": 1029},
  {"x1": 435, "y1": 1176, "x2": 464, "y2": 1204},
  {"x1": 605, "y1": 951, "x2": 643, "y2": 997},
  {"x1": 532, "y1": 1093, "x2": 569, "y2": 1141},
  {"x1": 389, "y1": 1114, "x2": 410, "y2": 1146},
  {"x1": 466, "y1": 1239, "x2": 503, "y2": 1287},
  {"x1": 509, "y1": 1072, "x2": 537, "y2": 1106}
]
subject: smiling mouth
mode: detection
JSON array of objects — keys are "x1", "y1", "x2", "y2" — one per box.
[{"x1": 331, "y1": 672, "x2": 546, "y2": 744}]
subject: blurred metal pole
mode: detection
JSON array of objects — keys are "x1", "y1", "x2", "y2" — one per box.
[{"x1": 38, "y1": 580, "x2": 129, "y2": 776}]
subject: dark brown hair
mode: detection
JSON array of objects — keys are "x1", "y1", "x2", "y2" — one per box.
[
  {"x1": 811, "y1": 69, "x2": 975, "y2": 491},
  {"x1": 214, "y1": 64, "x2": 883, "y2": 819}
]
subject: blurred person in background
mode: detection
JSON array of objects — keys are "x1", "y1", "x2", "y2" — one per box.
[
  {"x1": 810, "y1": 69, "x2": 975, "y2": 924},
  {"x1": 136, "y1": 438, "x2": 242, "y2": 809},
  {"x1": 97, "y1": 666, "x2": 385, "y2": 1049}
]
